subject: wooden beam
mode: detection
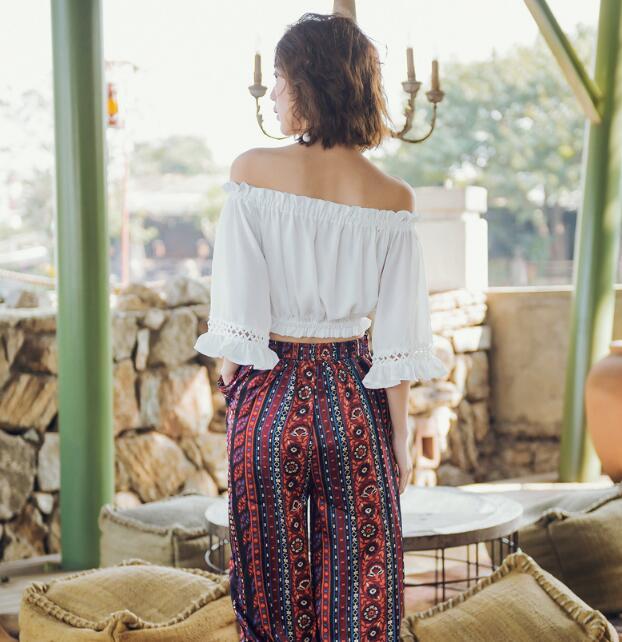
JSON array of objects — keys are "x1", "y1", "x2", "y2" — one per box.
[
  {"x1": 557, "y1": 0, "x2": 622, "y2": 480},
  {"x1": 50, "y1": 0, "x2": 114, "y2": 568},
  {"x1": 524, "y1": 0, "x2": 603, "y2": 123}
]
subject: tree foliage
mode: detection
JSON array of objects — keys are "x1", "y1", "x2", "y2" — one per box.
[{"x1": 376, "y1": 23, "x2": 596, "y2": 263}]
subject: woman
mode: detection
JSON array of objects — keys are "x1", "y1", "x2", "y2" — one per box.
[{"x1": 194, "y1": 12, "x2": 447, "y2": 642}]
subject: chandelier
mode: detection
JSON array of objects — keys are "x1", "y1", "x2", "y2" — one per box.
[{"x1": 247, "y1": 0, "x2": 444, "y2": 143}]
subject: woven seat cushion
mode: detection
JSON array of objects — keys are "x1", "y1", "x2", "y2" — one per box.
[
  {"x1": 99, "y1": 492, "x2": 220, "y2": 569},
  {"x1": 19, "y1": 558, "x2": 239, "y2": 642},
  {"x1": 518, "y1": 486, "x2": 622, "y2": 613},
  {"x1": 496, "y1": 483, "x2": 622, "y2": 529},
  {"x1": 400, "y1": 552, "x2": 618, "y2": 642}
]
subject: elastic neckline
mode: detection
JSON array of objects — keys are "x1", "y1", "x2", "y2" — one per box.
[{"x1": 222, "y1": 180, "x2": 419, "y2": 228}]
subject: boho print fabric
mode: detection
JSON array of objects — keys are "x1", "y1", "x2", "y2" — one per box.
[{"x1": 220, "y1": 334, "x2": 405, "y2": 641}]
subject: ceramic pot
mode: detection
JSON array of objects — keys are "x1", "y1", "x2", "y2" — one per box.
[{"x1": 585, "y1": 339, "x2": 622, "y2": 481}]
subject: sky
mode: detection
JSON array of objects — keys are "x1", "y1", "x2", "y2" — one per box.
[{"x1": 1, "y1": 1, "x2": 599, "y2": 168}]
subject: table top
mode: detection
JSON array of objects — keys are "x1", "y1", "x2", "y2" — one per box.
[
  {"x1": 399, "y1": 486, "x2": 523, "y2": 550},
  {"x1": 204, "y1": 485, "x2": 524, "y2": 551}
]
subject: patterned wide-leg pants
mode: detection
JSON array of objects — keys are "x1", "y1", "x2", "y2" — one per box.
[{"x1": 217, "y1": 333, "x2": 404, "y2": 641}]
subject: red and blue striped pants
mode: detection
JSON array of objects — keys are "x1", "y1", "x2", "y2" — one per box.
[{"x1": 217, "y1": 333, "x2": 404, "y2": 641}]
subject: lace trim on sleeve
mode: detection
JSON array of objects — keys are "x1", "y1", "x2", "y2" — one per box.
[
  {"x1": 371, "y1": 345, "x2": 436, "y2": 364},
  {"x1": 193, "y1": 317, "x2": 279, "y2": 370},
  {"x1": 361, "y1": 344, "x2": 448, "y2": 389},
  {"x1": 207, "y1": 317, "x2": 269, "y2": 344}
]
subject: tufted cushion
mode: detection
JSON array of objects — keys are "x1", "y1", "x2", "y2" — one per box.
[
  {"x1": 400, "y1": 552, "x2": 618, "y2": 642},
  {"x1": 518, "y1": 487, "x2": 622, "y2": 613},
  {"x1": 19, "y1": 558, "x2": 239, "y2": 641},
  {"x1": 98, "y1": 492, "x2": 220, "y2": 569}
]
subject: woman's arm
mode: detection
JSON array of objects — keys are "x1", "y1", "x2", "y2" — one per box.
[
  {"x1": 193, "y1": 173, "x2": 279, "y2": 377},
  {"x1": 385, "y1": 380, "x2": 413, "y2": 493},
  {"x1": 221, "y1": 357, "x2": 241, "y2": 385}
]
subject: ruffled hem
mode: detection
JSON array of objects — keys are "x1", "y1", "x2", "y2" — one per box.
[
  {"x1": 222, "y1": 180, "x2": 419, "y2": 229},
  {"x1": 271, "y1": 316, "x2": 372, "y2": 339},
  {"x1": 194, "y1": 331, "x2": 280, "y2": 370},
  {"x1": 361, "y1": 352, "x2": 449, "y2": 389}
]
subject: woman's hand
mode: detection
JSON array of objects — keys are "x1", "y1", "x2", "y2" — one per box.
[
  {"x1": 391, "y1": 429, "x2": 413, "y2": 494},
  {"x1": 221, "y1": 358, "x2": 241, "y2": 386}
]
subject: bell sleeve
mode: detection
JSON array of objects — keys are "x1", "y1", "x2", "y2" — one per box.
[
  {"x1": 361, "y1": 224, "x2": 448, "y2": 389},
  {"x1": 193, "y1": 186, "x2": 280, "y2": 370}
]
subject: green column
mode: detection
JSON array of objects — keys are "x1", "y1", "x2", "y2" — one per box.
[
  {"x1": 559, "y1": 0, "x2": 622, "y2": 481},
  {"x1": 50, "y1": 0, "x2": 113, "y2": 569}
]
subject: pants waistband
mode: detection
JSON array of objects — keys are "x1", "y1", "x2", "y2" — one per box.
[{"x1": 268, "y1": 332, "x2": 370, "y2": 361}]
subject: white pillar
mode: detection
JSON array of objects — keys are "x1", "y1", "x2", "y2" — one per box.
[{"x1": 414, "y1": 186, "x2": 488, "y2": 293}]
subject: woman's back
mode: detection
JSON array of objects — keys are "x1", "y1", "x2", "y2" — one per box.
[
  {"x1": 194, "y1": 142, "x2": 446, "y2": 390},
  {"x1": 230, "y1": 142, "x2": 415, "y2": 215}
]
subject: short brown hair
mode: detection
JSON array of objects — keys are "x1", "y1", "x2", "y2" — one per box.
[{"x1": 274, "y1": 12, "x2": 394, "y2": 151}]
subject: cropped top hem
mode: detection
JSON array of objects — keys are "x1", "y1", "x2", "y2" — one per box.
[
  {"x1": 194, "y1": 331, "x2": 280, "y2": 370},
  {"x1": 222, "y1": 180, "x2": 419, "y2": 229},
  {"x1": 361, "y1": 350, "x2": 449, "y2": 389},
  {"x1": 270, "y1": 316, "x2": 372, "y2": 338},
  {"x1": 196, "y1": 179, "x2": 442, "y2": 390}
]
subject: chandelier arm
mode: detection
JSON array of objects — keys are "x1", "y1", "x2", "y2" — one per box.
[
  {"x1": 395, "y1": 93, "x2": 417, "y2": 138},
  {"x1": 389, "y1": 103, "x2": 439, "y2": 144},
  {"x1": 254, "y1": 97, "x2": 289, "y2": 141}
]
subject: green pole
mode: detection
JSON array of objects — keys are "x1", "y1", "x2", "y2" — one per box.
[
  {"x1": 559, "y1": 0, "x2": 622, "y2": 481},
  {"x1": 50, "y1": 0, "x2": 113, "y2": 569}
]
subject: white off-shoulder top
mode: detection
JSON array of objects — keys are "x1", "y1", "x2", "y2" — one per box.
[{"x1": 193, "y1": 180, "x2": 448, "y2": 389}]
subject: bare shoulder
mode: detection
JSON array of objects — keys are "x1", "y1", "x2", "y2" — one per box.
[
  {"x1": 358, "y1": 157, "x2": 415, "y2": 212},
  {"x1": 380, "y1": 175, "x2": 416, "y2": 213},
  {"x1": 394, "y1": 177, "x2": 416, "y2": 212},
  {"x1": 229, "y1": 146, "x2": 291, "y2": 185},
  {"x1": 229, "y1": 147, "x2": 269, "y2": 183}
]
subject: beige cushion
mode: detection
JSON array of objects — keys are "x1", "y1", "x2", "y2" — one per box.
[
  {"x1": 99, "y1": 492, "x2": 220, "y2": 569},
  {"x1": 507, "y1": 484, "x2": 622, "y2": 528},
  {"x1": 19, "y1": 558, "x2": 239, "y2": 642},
  {"x1": 519, "y1": 488, "x2": 622, "y2": 613},
  {"x1": 400, "y1": 552, "x2": 618, "y2": 642}
]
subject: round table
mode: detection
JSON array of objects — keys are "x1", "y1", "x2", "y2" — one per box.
[
  {"x1": 204, "y1": 485, "x2": 523, "y2": 603},
  {"x1": 398, "y1": 485, "x2": 523, "y2": 602}
]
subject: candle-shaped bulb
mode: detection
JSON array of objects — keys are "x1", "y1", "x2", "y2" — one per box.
[
  {"x1": 431, "y1": 59, "x2": 440, "y2": 91},
  {"x1": 406, "y1": 47, "x2": 416, "y2": 81},
  {"x1": 254, "y1": 52, "x2": 262, "y2": 85}
]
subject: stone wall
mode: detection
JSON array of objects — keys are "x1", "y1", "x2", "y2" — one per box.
[
  {"x1": 4, "y1": 279, "x2": 608, "y2": 563},
  {"x1": 483, "y1": 285, "x2": 622, "y2": 480},
  {"x1": 0, "y1": 277, "x2": 229, "y2": 563},
  {"x1": 421, "y1": 289, "x2": 493, "y2": 486}
]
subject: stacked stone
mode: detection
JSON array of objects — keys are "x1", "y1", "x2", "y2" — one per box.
[
  {"x1": 410, "y1": 288, "x2": 493, "y2": 486},
  {"x1": 0, "y1": 277, "x2": 227, "y2": 563},
  {"x1": 0, "y1": 303, "x2": 60, "y2": 562},
  {"x1": 1, "y1": 278, "x2": 551, "y2": 563}
]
